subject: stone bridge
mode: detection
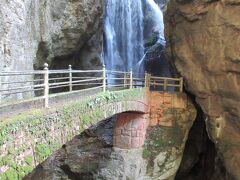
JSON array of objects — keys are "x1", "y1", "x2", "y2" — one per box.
[{"x1": 0, "y1": 87, "x2": 191, "y2": 179}]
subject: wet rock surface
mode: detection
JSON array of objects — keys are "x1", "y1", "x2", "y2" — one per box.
[{"x1": 165, "y1": 0, "x2": 240, "y2": 178}]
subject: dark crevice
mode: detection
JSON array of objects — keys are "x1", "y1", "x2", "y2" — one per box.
[
  {"x1": 35, "y1": 42, "x2": 50, "y2": 70},
  {"x1": 175, "y1": 93, "x2": 229, "y2": 180}
]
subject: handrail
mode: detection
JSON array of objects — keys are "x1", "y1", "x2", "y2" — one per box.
[
  {"x1": 2, "y1": 79, "x2": 44, "y2": 85},
  {"x1": 0, "y1": 72, "x2": 45, "y2": 76},
  {"x1": 2, "y1": 88, "x2": 44, "y2": 96},
  {"x1": 0, "y1": 84, "x2": 44, "y2": 92},
  {"x1": 150, "y1": 76, "x2": 181, "y2": 81},
  {"x1": 106, "y1": 70, "x2": 126, "y2": 74},
  {"x1": 0, "y1": 63, "x2": 184, "y2": 108},
  {"x1": 71, "y1": 78, "x2": 103, "y2": 84}
]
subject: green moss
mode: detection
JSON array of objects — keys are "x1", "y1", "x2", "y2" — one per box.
[
  {"x1": 1, "y1": 156, "x2": 11, "y2": 166},
  {"x1": 50, "y1": 143, "x2": 62, "y2": 152},
  {"x1": 0, "y1": 165, "x2": 34, "y2": 180},
  {"x1": 0, "y1": 109, "x2": 44, "y2": 145},
  {"x1": 25, "y1": 156, "x2": 33, "y2": 166},
  {"x1": 143, "y1": 122, "x2": 184, "y2": 161},
  {"x1": 35, "y1": 143, "x2": 51, "y2": 163},
  {"x1": 143, "y1": 149, "x2": 152, "y2": 159},
  {"x1": 21, "y1": 165, "x2": 33, "y2": 175},
  {"x1": 0, "y1": 156, "x2": 18, "y2": 171},
  {"x1": 2, "y1": 168, "x2": 19, "y2": 180},
  {"x1": 7, "y1": 145, "x2": 15, "y2": 155}
]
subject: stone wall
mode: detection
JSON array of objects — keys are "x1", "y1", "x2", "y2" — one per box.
[{"x1": 0, "y1": 88, "x2": 146, "y2": 179}]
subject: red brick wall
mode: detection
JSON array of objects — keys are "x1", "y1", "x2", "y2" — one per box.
[
  {"x1": 150, "y1": 92, "x2": 187, "y2": 127},
  {"x1": 114, "y1": 113, "x2": 148, "y2": 149}
]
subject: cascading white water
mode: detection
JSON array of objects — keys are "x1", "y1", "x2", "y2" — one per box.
[
  {"x1": 137, "y1": 0, "x2": 165, "y2": 70},
  {"x1": 104, "y1": 0, "x2": 166, "y2": 84},
  {"x1": 146, "y1": 0, "x2": 165, "y2": 45},
  {"x1": 104, "y1": 0, "x2": 144, "y2": 79}
]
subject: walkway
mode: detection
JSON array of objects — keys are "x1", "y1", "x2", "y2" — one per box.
[{"x1": 0, "y1": 63, "x2": 183, "y2": 117}]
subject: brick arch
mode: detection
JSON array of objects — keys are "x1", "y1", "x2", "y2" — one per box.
[{"x1": 82, "y1": 100, "x2": 149, "y2": 150}]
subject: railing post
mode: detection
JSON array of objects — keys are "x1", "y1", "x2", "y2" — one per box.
[
  {"x1": 163, "y1": 79, "x2": 167, "y2": 91},
  {"x1": 103, "y1": 64, "x2": 106, "y2": 92},
  {"x1": 0, "y1": 74, "x2": 2, "y2": 103},
  {"x1": 144, "y1": 72, "x2": 147, "y2": 87},
  {"x1": 148, "y1": 73, "x2": 151, "y2": 88},
  {"x1": 180, "y1": 77, "x2": 184, "y2": 92},
  {"x1": 43, "y1": 63, "x2": 49, "y2": 108},
  {"x1": 130, "y1": 69, "x2": 133, "y2": 89},
  {"x1": 69, "y1": 65, "x2": 72, "y2": 92},
  {"x1": 124, "y1": 73, "x2": 127, "y2": 88}
]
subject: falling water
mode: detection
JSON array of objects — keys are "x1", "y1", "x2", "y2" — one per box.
[
  {"x1": 146, "y1": 0, "x2": 165, "y2": 45},
  {"x1": 104, "y1": 0, "x2": 144, "y2": 78},
  {"x1": 135, "y1": 0, "x2": 166, "y2": 74}
]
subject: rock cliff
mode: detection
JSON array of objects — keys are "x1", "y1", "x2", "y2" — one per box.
[
  {"x1": 165, "y1": 0, "x2": 240, "y2": 178},
  {"x1": 0, "y1": 0, "x2": 103, "y2": 72}
]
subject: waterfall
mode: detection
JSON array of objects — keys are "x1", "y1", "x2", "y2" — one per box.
[
  {"x1": 146, "y1": 0, "x2": 165, "y2": 45},
  {"x1": 104, "y1": 0, "x2": 144, "y2": 77}
]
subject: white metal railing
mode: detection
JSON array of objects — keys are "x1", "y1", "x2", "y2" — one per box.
[{"x1": 0, "y1": 63, "x2": 184, "y2": 108}]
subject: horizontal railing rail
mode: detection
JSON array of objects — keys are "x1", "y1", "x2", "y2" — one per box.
[
  {"x1": 0, "y1": 63, "x2": 184, "y2": 108},
  {"x1": 149, "y1": 75, "x2": 183, "y2": 92}
]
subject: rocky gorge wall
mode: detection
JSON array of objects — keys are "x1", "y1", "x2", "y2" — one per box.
[
  {"x1": 0, "y1": 0, "x2": 103, "y2": 72},
  {"x1": 165, "y1": 0, "x2": 240, "y2": 179}
]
